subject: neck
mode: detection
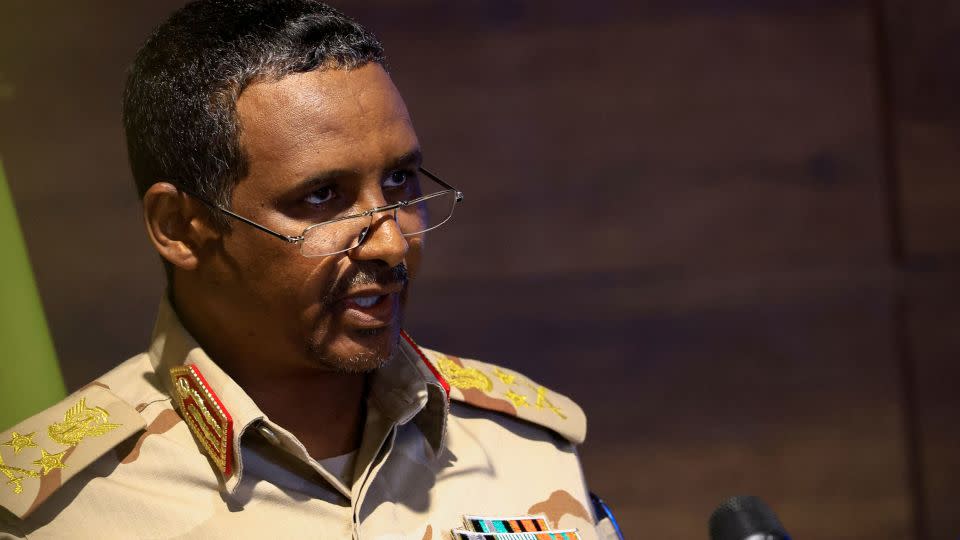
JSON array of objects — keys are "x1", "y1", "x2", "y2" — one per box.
[{"x1": 170, "y1": 287, "x2": 367, "y2": 460}]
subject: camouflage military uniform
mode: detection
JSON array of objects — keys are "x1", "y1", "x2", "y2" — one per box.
[{"x1": 0, "y1": 299, "x2": 620, "y2": 539}]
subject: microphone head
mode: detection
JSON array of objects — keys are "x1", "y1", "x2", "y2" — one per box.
[{"x1": 709, "y1": 495, "x2": 791, "y2": 540}]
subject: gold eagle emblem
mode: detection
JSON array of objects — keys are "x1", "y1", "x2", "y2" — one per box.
[{"x1": 47, "y1": 398, "x2": 121, "y2": 447}]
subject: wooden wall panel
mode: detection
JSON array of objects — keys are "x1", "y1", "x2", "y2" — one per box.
[
  {"x1": 376, "y1": 6, "x2": 888, "y2": 280},
  {"x1": 884, "y1": 0, "x2": 960, "y2": 260},
  {"x1": 883, "y1": 1, "x2": 960, "y2": 538},
  {"x1": 906, "y1": 271, "x2": 960, "y2": 539}
]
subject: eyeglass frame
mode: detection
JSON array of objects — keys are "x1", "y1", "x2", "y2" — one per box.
[{"x1": 180, "y1": 166, "x2": 464, "y2": 256}]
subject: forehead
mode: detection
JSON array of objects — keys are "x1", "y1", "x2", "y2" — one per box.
[{"x1": 235, "y1": 63, "x2": 416, "y2": 183}]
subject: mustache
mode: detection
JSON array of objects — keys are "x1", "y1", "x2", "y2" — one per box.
[{"x1": 321, "y1": 262, "x2": 408, "y2": 307}]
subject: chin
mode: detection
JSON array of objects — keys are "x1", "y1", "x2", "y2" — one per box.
[{"x1": 305, "y1": 324, "x2": 401, "y2": 373}]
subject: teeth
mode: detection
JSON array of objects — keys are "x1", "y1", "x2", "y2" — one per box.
[{"x1": 352, "y1": 295, "x2": 380, "y2": 308}]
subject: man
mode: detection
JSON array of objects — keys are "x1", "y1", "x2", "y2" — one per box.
[{"x1": 0, "y1": 1, "x2": 621, "y2": 538}]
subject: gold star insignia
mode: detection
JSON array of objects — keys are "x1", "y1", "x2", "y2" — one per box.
[
  {"x1": 533, "y1": 385, "x2": 567, "y2": 419},
  {"x1": 2, "y1": 432, "x2": 39, "y2": 455},
  {"x1": 504, "y1": 389, "x2": 530, "y2": 408},
  {"x1": 32, "y1": 448, "x2": 67, "y2": 475}
]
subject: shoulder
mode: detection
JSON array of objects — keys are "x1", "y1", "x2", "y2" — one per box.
[
  {"x1": 413, "y1": 342, "x2": 587, "y2": 445},
  {"x1": 0, "y1": 354, "x2": 160, "y2": 521}
]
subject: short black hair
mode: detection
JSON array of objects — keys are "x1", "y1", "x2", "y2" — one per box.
[{"x1": 123, "y1": 0, "x2": 385, "y2": 214}]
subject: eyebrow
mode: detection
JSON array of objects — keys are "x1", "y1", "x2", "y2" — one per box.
[
  {"x1": 387, "y1": 148, "x2": 423, "y2": 171},
  {"x1": 288, "y1": 148, "x2": 424, "y2": 194}
]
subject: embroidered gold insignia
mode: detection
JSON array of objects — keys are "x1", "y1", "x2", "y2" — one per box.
[
  {"x1": 0, "y1": 450, "x2": 40, "y2": 494},
  {"x1": 2, "y1": 432, "x2": 38, "y2": 455},
  {"x1": 48, "y1": 398, "x2": 122, "y2": 447},
  {"x1": 532, "y1": 385, "x2": 566, "y2": 419},
  {"x1": 437, "y1": 355, "x2": 493, "y2": 392},
  {"x1": 32, "y1": 448, "x2": 67, "y2": 476},
  {"x1": 504, "y1": 389, "x2": 530, "y2": 408},
  {"x1": 493, "y1": 367, "x2": 517, "y2": 386},
  {"x1": 490, "y1": 367, "x2": 567, "y2": 419},
  {"x1": 170, "y1": 365, "x2": 234, "y2": 475}
]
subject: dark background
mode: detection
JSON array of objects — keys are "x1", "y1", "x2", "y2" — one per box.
[{"x1": 1, "y1": 1, "x2": 958, "y2": 538}]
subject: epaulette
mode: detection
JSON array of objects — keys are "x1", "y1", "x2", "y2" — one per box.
[
  {"x1": 415, "y1": 345, "x2": 587, "y2": 444},
  {"x1": 0, "y1": 382, "x2": 145, "y2": 519}
]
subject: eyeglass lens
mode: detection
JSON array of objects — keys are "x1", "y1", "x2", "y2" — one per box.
[{"x1": 299, "y1": 190, "x2": 458, "y2": 257}]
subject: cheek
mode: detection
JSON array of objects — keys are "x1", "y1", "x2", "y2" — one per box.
[
  {"x1": 299, "y1": 255, "x2": 340, "y2": 299},
  {"x1": 405, "y1": 237, "x2": 424, "y2": 279},
  {"x1": 227, "y1": 232, "x2": 336, "y2": 307},
  {"x1": 233, "y1": 234, "x2": 293, "y2": 283},
  {"x1": 291, "y1": 254, "x2": 345, "y2": 328}
]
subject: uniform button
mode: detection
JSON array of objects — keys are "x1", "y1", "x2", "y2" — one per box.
[{"x1": 257, "y1": 424, "x2": 281, "y2": 446}]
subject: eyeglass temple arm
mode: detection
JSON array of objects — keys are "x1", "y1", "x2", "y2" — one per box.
[
  {"x1": 184, "y1": 191, "x2": 303, "y2": 244},
  {"x1": 418, "y1": 167, "x2": 464, "y2": 201}
]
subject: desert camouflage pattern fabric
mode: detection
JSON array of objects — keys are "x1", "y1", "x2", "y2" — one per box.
[
  {"x1": 0, "y1": 385, "x2": 144, "y2": 519},
  {"x1": 0, "y1": 299, "x2": 615, "y2": 539}
]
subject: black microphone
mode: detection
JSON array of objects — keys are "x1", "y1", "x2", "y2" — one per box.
[{"x1": 709, "y1": 495, "x2": 791, "y2": 540}]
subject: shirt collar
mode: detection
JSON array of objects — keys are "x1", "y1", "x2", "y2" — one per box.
[
  {"x1": 146, "y1": 296, "x2": 449, "y2": 491},
  {"x1": 375, "y1": 331, "x2": 449, "y2": 454}
]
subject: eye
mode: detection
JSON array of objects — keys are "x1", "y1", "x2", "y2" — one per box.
[
  {"x1": 383, "y1": 170, "x2": 410, "y2": 189},
  {"x1": 304, "y1": 185, "x2": 335, "y2": 206}
]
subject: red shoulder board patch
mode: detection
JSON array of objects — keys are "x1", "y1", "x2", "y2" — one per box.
[{"x1": 169, "y1": 365, "x2": 234, "y2": 476}]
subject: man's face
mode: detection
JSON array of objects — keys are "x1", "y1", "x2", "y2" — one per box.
[{"x1": 196, "y1": 63, "x2": 423, "y2": 373}]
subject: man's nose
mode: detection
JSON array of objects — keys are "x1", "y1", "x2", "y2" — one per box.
[{"x1": 350, "y1": 210, "x2": 409, "y2": 268}]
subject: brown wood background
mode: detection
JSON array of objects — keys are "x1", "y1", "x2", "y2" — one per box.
[{"x1": 0, "y1": 1, "x2": 957, "y2": 538}]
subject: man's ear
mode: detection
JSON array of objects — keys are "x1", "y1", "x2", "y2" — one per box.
[{"x1": 143, "y1": 182, "x2": 218, "y2": 271}]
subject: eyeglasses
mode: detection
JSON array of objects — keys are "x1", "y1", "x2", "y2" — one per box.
[{"x1": 183, "y1": 167, "x2": 463, "y2": 258}]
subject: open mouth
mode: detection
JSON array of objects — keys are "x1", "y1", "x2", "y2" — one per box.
[
  {"x1": 339, "y1": 292, "x2": 398, "y2": 328},
  {"x1": 351, "y1": 295, "x2": 382, "y2": 308}
]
